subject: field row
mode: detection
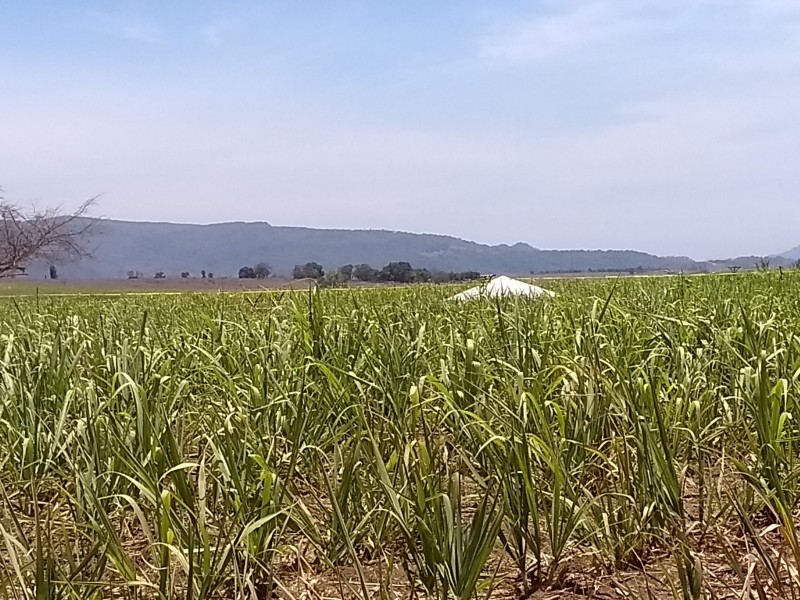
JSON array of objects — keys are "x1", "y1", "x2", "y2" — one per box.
[{"x1": 1, "y1": 273, "x2": 800, "y2": 599}]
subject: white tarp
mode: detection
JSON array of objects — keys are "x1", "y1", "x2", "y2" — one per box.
[{"x1": 451, "y1": 275, "x2": 555, "y2": 301}]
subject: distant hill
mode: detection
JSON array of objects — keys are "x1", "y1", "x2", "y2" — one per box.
[
  {"x1": 781, "y1": 245, "x2": 800, "y2": 261},
  {"x1": 21, "y1": 218, "x2": 779, "y2": 280}
]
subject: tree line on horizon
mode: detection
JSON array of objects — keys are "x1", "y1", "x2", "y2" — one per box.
[
  {"x1": 236, "y1": 261, "x2": 481, "y2": 285},
  {"x1": 118, "y1": 262, "x2": 480, "y2": 283}
]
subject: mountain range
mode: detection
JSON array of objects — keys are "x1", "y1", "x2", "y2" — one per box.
[
  {"x1": 26, "y1": 219, "x2": 797, "y2": 280},
  {"x1": 781, "y1": 245, "x2": 800, "y2": 261}
]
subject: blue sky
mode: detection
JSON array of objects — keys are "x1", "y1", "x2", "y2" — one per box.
[{"x1": 2, "y1": 1, "x2": 800, "y2": 259}]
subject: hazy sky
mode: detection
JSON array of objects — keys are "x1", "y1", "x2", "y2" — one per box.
[{"x1": 2, "y1": 1, "x2": 800, "y2": 259}]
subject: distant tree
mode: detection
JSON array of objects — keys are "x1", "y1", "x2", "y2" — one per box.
[
  {"x1": 238, "y1": 266, "x2": 256, "y2": 279},
  {"x1": 201, "y1": 269, "x2": 206, "y2": 279},
  {"x1": 728, "y1": 266, "x2": 741, "y2": 273},
  {"x1": 432, "y1": 270, "x2": 479, "y2": 284},
  {"x1": 338, "y1": 264, "x2": 354, "y2": 280},
  {"x1": 154, "y1": 271, "x2": 165, "y2": 279},
  {"x1": 379, "y1": 261, "x2": 415, "y2": 283},
  {"x1": 181, "y1": 271, "x2": 190, "y2": 279},
  {"x1": 253, "y1": 262, "x2": 271, "y2": 279},
  {"x1": 208, "y1": 272, "x2": 214, "y2": 279},
  {"x1": 459, "y1": 271, "x2": 481, "y2": 281},
  {"x1": 49, "y1": 265, "x2": 58, "y2": 280},
  {"x1": 413, "y1": 267, "x2": 432, "y2": 283},
  {"x1": 353, "y1": 264, "x2": 379, "y2": 282},
  {"x1": 293, "y1": 262, "x2": 325, "y2": 280},
  {"x1": 319, "y1": 272, "x2": 349, "y2": 288}
]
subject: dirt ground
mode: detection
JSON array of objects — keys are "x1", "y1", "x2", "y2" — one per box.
[
  {"x1": 0, "y1": 276, "x2": 351, "y2": 296},
  {"x1": 276, "y1": 529, "x2": 793, "y2": 600},
  {"x1": 0, "y1": 270, "x2": 690, "y2": 297}
]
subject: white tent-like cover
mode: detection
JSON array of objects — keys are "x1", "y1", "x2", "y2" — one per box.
[{"x1": 451, "y1": 276, "x2": 555, "y2": 301}]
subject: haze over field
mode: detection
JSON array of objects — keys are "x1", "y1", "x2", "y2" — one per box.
[
  {"x1": 3, "y1": 1, "x2": 800, "y2": 261},
  {"x1": 16, "y1": 219, "x2": 794, "y2": 281}
]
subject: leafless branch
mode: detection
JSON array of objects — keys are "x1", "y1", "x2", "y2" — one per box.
[{"x1": 0, "y1": 188, "x2": 98, "y2": 277}]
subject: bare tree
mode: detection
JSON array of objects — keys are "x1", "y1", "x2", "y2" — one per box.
[{"x1": 0, "y1": 189, "x2": 96, "y2": 277}]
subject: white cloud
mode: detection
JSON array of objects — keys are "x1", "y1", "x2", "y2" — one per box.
[
  {"x1": 479, "y1": 2, "x2": 640, "y2": 63},
  {"x1": 200, "y1": 19, "x2": 238, "y2": 48},
  {"x1": 82, "y1": 10, "x2": 163, "y2": 44},
  {"x1": 478, "y1": 0, "x2": 800, "y2": 66}
]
